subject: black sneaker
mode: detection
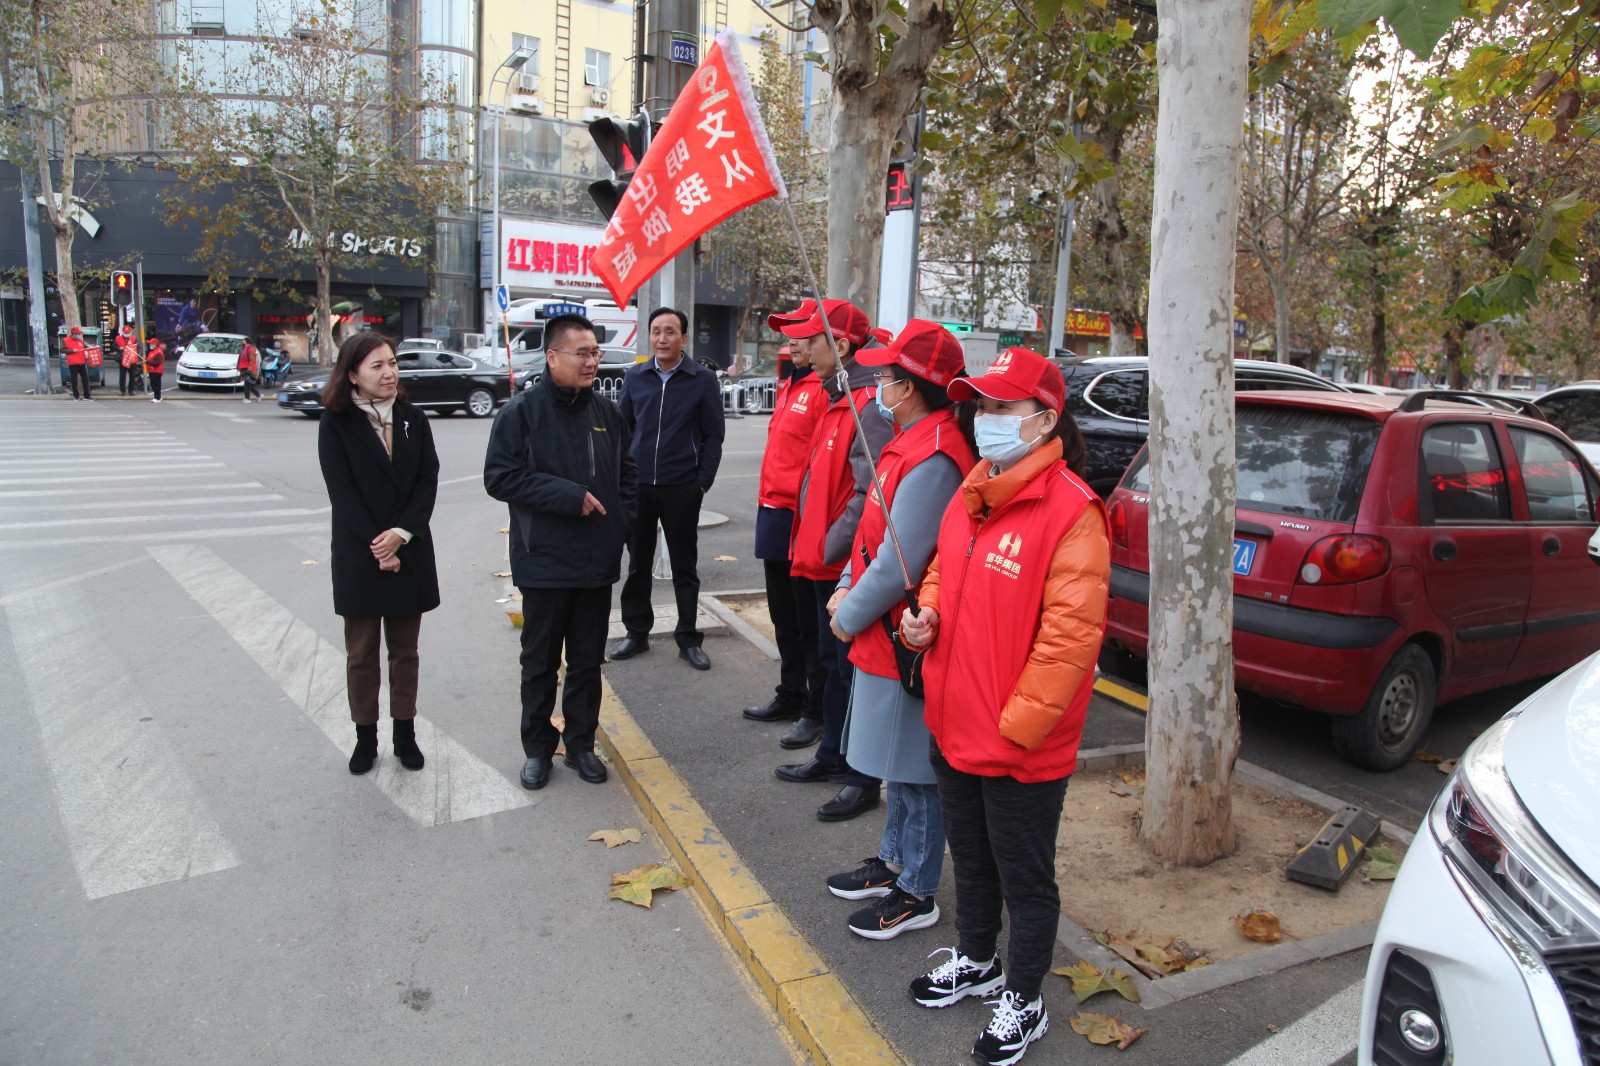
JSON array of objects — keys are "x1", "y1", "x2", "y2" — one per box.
[
  {"x1": 848, "y1": 888, "x2": 939, "y2": 940},
  {"x1": 827, "y1": 857, "x2": 897, "y2": 900},
  {"x1": 971, "y1": 990, "x2": 1048, "y2": 1066},
  {"x1": 909, "y1": 947, "x2": 1005, "y2": 1008}
]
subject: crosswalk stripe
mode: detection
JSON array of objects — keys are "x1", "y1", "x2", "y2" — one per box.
[
  {"x1": 3, "y1": 583, "x2": 242, "y2": 900},
  {"x1": 0, "y1": 456, "x2": 203, "y2": 468},
  {"x1": 148, "y1": 544, "x2": 534, "y2": 827},
  {"x1": 0, "y1": 506, "x2": 326, "y2": 531},
  {"x1": 0, "y1": 480, "x2": 265, "y2": 499},
  {"x1": 0, "y1": 522, "x2": 329, "y2": 549},
  {"x1": 1222, "y1": 981, "x2": 1362, "y2": 1066},
  {"x1": 0, "y1": 465, "x2": 226, "y2": 485},
  {"x1": 3, "y1": 493, "x2": 284, "y2": 512}
]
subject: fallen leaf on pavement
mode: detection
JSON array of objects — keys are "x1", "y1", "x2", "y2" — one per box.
[
  {"x1": 498, "y1": 527, "x2": 509, "y2": 534},
  {"x1": 1108, "y1": 780, "x2": 1136, "y2": 797},
  {"x1": 1051, "y1": 961, "x2": 1141, "y2": 1003},
  {"x1": 1266, "y1": 1023, "x2": 1282, "y2": 1033},
  {"x1": 1097, "y1": 930, "x2": 1210, "y2": 978},
  {"x1": 713, "y1": 554, "x2": 737, "y2": 561},
  {"x1": 1233, "y1": 910, "x2": 1283, "y2": 943},
  {"x1": 1117, "y1": 769, "x2": 1145, "y2": 789},
  {"x1": 588, "y1": 828, "x2": 642, "y2": 849},
  {"x1": 1438, "y1": 758, "x2": 1457, "y2": 774},
  {"x1": 1413, "y1": 747, "x2": 1444, "y2": 764},
  {"x1": 609, "y1": 863, "x2": 691, "y2": 907},
  {"x1": 1070, "y1": 1012, "x2": 1147, "y2": 1050},
  {"x1": 1365, "y1": 845, "x2": 1400, "y2": 881},
  {"x1": 300, "y1": 559, "x2": 318, "y2": 565},
  {"x1": 493, "y1": 571, "x2": 512, "y2": 578}
]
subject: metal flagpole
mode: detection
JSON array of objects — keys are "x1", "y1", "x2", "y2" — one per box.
[{"x1": 779, "y1": 198, "x2": 918, "y2": 602}]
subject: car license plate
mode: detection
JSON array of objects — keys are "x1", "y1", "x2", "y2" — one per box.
[
  {"x1": 277, "y1": 391, "x2": 290, "y2": 403},
  {"x1": 1233, "y1": 538, "x2": 1257, "y2": 576},
  {"x1": 198, "y1": 370, "x2": 218, "y2": 379}
]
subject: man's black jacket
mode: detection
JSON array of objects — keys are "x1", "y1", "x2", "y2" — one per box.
[
  {"x1": 615, "y1": 356, "x2": 725, "y2": 490},
  {"x1": 483, "y1": 377, "x2": 638, "y2": 590}
]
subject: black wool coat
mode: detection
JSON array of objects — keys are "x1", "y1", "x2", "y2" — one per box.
[{"x1": 318, "y1": 401, "x2": 441, "y2": 618}]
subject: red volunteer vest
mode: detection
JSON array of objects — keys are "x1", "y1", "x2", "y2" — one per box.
[
  {"x1": 146, "y1": 343, "x2": 165, "y2": 371},
  {"x1": 847, "y1": 410, "x2": 975, "y2": 679},
  {"x1": 63, "y1": 338, "x2": 85, "y2": 366},
  {"x1": 923, "y1": 460, "x2": 1106, "y2": 782},
  {"x1": 790, "y1": 385, "x2": 874, "y2": 581},
  {"x1": 757, "y1": 373, "x2": 828, "y2": 511}
]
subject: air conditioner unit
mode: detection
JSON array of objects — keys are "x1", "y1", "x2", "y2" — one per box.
[
  {"x1": 590, "y1": 88, "x2": 611, "y2": 106},
  {"x1": 511, "y1": 98, "x2": 546, "y2": 115},
  {"x1": 516, "y1": 72, "x2": 540, "y2": 93},
  {"x1": 189, "y1": 1, "x2": 225, "y2": 35},
  {"x1": 291, "y1": 23, "x2": 323, "y2": 39}
]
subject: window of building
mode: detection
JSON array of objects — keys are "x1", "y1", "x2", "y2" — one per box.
[
  {"x1": 585, "y1": 49, "x2": 610, "y2": 87},
  {"x1": 511, "y1": 33, "x2": 540, "y2": 73}
]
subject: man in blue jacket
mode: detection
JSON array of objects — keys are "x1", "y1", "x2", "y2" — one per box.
[{"x1": 608, "y1": 307, "x2": 726, "y2": 670}]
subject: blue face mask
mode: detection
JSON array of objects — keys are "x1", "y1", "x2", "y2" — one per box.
[
  {"x1": 875, "y1": 379, "x2": 907, "y2": 423},
  {"x1": 974, "y1": 410, "x2": 1048, "y2": 466}
]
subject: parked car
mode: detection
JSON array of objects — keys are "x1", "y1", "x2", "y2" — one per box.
[
  {"x1": 277, "y1": 349, "x2": 531, "y2": 418},
  {"x1": 175, "y1": 333, "x2": 252, "y2": 389},
  {"x1": 1358, "y1": 649, "x2": 1600, "y2": 1066},
  {"x1": 1103, "y1": 389, "x2": 1600, "y2": 770},
  {"x1": 1342, "y1": 383, "x2": 1409, "y2": 397},
  {"x1": 1056, "y1": 356, "x2": 1349, "y2": 497},
  {"x1": 1536, "y1": 381, "x2": 1600, "y2": 467}
]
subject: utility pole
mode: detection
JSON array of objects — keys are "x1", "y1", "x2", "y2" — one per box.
[
  {"x1": 18, "y1": 156, "x2": 52, "y2": 393},
  {"x1": 1046, "y1": 198, "x2": 1076, "y2": 357}
]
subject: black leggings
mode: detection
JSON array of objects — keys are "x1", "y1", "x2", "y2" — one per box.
[{"x1": 241, "y1": 373, "x2": 261, "y2": 400}]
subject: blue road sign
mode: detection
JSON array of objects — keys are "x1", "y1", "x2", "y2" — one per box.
[
  {"x1": 496, "y1": 284, "x2": 510, "y2": 312},
  {"x1": 670, "y1": 34, "x2": 699, "y2": 65},
  {"x1": 543, "y1": 302, "x2": 587, "y2": 318}
]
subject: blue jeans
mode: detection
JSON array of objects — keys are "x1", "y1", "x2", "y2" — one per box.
[{"x1": 880, "y1": 780, "x2": 945, "y2": 898}]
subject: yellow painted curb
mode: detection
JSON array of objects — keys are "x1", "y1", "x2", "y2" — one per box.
[
  {"x1": 1093, "y1": 674, "x2": 1149, "y2": 713},
  {"x1": 596, "y1": 680, "x2": 908, "y2": 1066}
]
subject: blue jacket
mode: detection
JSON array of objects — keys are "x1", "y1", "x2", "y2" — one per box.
[{"x1": 616, "y1": 356, "x2": 726, "y2": 490}]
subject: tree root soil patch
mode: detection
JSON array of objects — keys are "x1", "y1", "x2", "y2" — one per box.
[
  {"x1": 721, "y1": 594, "x2": 778, "y2": 643},
  {"x1": 1058, "y1": 769, "x2": 1401, "y2": 967}
]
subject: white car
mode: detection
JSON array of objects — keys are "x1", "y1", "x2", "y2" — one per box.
[
  {"x1": 1359, "y1": 649, "x2": 1600, "y2": 1065},
  {"x1": 1537, "y1": 383, "x2": 1600, "y2": 468},
  {"x1": 175, "y1": 333, "x2": 248, "y2": 389}
]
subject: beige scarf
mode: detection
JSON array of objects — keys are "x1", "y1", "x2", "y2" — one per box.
[{"x1": 360, "y1": 397, "x2": 395, "y2": 457}]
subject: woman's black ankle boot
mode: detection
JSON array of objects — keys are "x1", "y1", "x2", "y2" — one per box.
[
  {"x1": 349, "y1": 723, "x2": 379, "y2": 775},
  {"x1": 393, "y1": 718, "x2": 424, "y2": 771}
]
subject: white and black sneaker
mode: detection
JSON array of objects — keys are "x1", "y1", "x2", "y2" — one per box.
[
  {"x1": 847, "y1": 888, "x2": 939, "y2": 940},
  {"x1": 827, "y1": 857, "x2": 898, "y2": 900},
  {"x1": 971, "y1": 990, "x2": 1048, "y2": 1066},
  {"x1": 909, "y1": 946, "x2": 1005, "y2": 1008}
]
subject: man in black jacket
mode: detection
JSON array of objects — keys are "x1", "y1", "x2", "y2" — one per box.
[
  {"x1": 607, "y1": 307, "x2": 726, "y2": 670},
  {"x1": 484, "y1": 314, "x2": 638, "y2": 791}
]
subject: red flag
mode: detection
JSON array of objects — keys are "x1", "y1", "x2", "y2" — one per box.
[{"x1": 594, "y1": 30, "x2": 786, "y2": 307}]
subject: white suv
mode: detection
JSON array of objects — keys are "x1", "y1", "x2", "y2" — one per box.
[
  {"x1": 1537, "y1": 383, "x2": 1600, "y2": 467},
  {"x1": 1359, "y1": 650, "x2": 1600, "y2": 1065}
]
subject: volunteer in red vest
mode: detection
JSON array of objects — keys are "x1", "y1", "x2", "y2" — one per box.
[
  {"x1": 116, "y1": 324, "x2": 142, "y2": 395},
  {"x1": 741, "y1": 303, "x2": 833, "y2": 750},
  {"x1": 820, "y1": 319, "x2": 975, "y2": 940},
  {"x1": 773, "y1": 298, "x2": 893, "y2": 823},
  {"x1": 145, "y1": 336, "x2": 167, "y2": 402},
  {"x1": 898, "y1": 347, "x2": 1109, "y2": 1066},
  {"x1": 238, "y1": 340, "x2": 262, "y2": 403},
  {"x1": 63, "y1": 325, "x2": 91, "y2": 400}
]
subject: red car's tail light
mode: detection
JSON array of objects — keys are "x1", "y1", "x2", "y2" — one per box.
[
  {"x1": 1108, "y1": 498, "x2": 1128, "y2": 547},
  {"x1": 1297, "y1": 534, "x2": 1389, "y2": 585}
]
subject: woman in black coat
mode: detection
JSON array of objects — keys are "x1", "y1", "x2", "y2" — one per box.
[{"x1": 317, "y1": 333, "x2": 441, "y2": 775}]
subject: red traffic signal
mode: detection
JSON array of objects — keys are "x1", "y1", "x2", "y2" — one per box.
[
  {"x1": 587, "y1": 115, "x2": 652, "y2": 221},
  {"x1": 110, "y1": 270, "x2": 134, "y2": 308}
]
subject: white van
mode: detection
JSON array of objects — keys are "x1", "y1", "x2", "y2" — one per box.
[{"x1": 468, "y1": 299, "x2": 638, "y2": 368}]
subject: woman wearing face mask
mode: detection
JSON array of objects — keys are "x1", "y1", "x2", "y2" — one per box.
[
  {"x1": 821, "y1": 320, "x2": 975, "y2": 941},
  {"x1": 318, "y1": 333, "x2": 441, "y2": 776},
  {"x1": 897, "y1": 347, "x2": 1109, "y2": 1066}
]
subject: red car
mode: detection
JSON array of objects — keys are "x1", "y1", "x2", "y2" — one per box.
[{"x1": 1103, "y1": 390, "x2": 1600, "y2": 770}]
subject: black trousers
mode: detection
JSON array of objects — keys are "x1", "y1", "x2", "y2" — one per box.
[
  {"x1": 119, "y1": 363, "x2": 142, "y2": 393},
  {"x1": 68, "y1": 364, "x2": 90, "y2": 398},
  {"x1": 620, "y1": 481, "x2": 703, "y2": 648},
  {"x1": 241, "y1": 373, "x2": 261, "y2": 400},
  {"x1": 763, "y1": 558, "x2": 823, "y2": 713},
  {"x1": 148, "y1": 369, "x2": 163, "y2": 400},
  {"x1": 932, "y1": 743, "x2": 1070, "y2": 1001},
  {"x1": 519, "y1": 585, "x2": 611, "y2": 760},
  {"x1": 812, "y1": 577, "x2": 879, "y2": 789}
]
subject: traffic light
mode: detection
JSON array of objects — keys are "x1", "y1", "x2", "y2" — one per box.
[
  {"x1": 110, "y1": 270, "x2": 134, "y2": 308},
  {"x1": 587, "y1": 113, "x2": 652, "y2": 221}
]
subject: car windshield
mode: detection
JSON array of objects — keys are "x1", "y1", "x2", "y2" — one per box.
[
  {"x1": 188, "y1": 336, "x2": 243, "y2": 353},
  {"x1": 1124, "y1": 406, "x2": 1381, "y2": 523}
]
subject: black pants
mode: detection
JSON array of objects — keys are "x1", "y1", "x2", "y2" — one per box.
[
  {"x1": 148, "y1": 369, "x2": 162, "y2": 400},
  {"x1": 932, "y1": 743, "x2": 1070, "y2": 1001},
  {"x1": 812, "y1": 577, "x2": 878, "y2": 788},
  {"x1": 763, "y1": 558, "x2": 823, "y2": 713},
  {"x1": 241, "y1": 373, "x2": 261, "y2": 400},
  {"x1": 620, "y1": 481, "x2": 703, "y2": 648},
  {"x1": 68, "y1": 364, "x2": 90, "y2": 398},
  {"x1": 518, "y1": 585, "x2": 611, "y2": 760},
  {"x1": 119, "y1": 363, "x2": 141, "y2": 394}
]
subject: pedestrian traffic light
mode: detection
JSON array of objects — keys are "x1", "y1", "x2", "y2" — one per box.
[
  {"x1": 587, "y1": 113, "x2": 652, "y2": 221},
  {"x1": 110, "y1": 270, "x2": 134, "y2": 308}
]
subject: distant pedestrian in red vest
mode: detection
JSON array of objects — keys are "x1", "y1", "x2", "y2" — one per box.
[
  {"x1": 239, "y1": 341, "x2": 261, "y2": 403},
  {"x1": 899, "y1": 347, "x2": 1109, "y2": 1066},
  {"x1": 145, "y1": 337, "x2": 166, "y2": 402},
  {"x1": 117, "y1": 325, "x2": 142, "y2": 395},
  {"x1": 63, "y1": 326, "x2": 91, "y2": 400}
]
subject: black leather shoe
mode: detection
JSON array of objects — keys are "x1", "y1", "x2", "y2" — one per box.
[
  {"x1": 564, "y1": 750, "x2": 608, "y2": 784},
  {"x1": 520, "y1": 756, "x2": 551, "y2": 790},
  {"x1": 607, "y1": 634, "x2": 649, "y2": 660},
  {"x1": 775, "y1": 756, "x2": 848, "y2": 783},
  {"x1": 779, "y1": 717, "x2": 823, "y2": 750},
  {"x1": 743, "y1": 698, "x2": 804, "y2": 723},
  {"x1": 680, "y1": 646, "x2": 711, "y2": 670},
  {"x1": 818, "y1": 784, "x2": 881, "y2": 822}
]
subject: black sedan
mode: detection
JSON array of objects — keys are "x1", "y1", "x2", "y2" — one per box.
[{"x1": 277, "y1": 349, "x2": 533, "y2": 418}]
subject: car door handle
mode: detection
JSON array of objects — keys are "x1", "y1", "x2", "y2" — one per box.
[
  {"x1": 1433, "y1": 539, "x2": 1458, "y2": 562},
  {"x1": 1544, "y1": 536, "x2": 1561, "y2": 556}
]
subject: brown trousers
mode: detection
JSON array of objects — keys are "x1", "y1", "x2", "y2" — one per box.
[{"x1": 343, "y1": 615, "x2": 422, "y2": 724}]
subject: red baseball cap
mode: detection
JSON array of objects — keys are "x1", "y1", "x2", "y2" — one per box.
[
  {"x1": 69, "y1": 326, "x2": 82, "y2": 336},
  {"x1": 766, "y1": 299, "x2": 816, "y2": 332},
  {"x1": 948, "y1": 347, "x2": 1065, "y2": 412},
  {"x1": 778, "y1": 299, "x2": 871, "y2": 346},
  {"x1": 855, "y1": 319, "x2": 968, "y2": 387}
]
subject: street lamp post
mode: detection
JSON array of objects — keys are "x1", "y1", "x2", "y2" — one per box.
[{"x1": 487, "y1": 48, "x2": 533, "y2": 335}]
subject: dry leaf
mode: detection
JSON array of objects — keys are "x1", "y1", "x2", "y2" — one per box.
[
  {"x1": 1070, "y1": 1012, "x2": 1147, "y2": 1050},
  {"x1": 1233, "y1": 910, "x2": 1283, "y2": 943},
  {"x1": 713, "y1": 554, "x2": 737, "y2": 561},
  {"x1": 1117, "y1": 769, "x2": 1145, "y2": 788},
  {"x1": 588, "y1": 827, "x2": 642, "y2": 849},
  {"x1": 299, "y1": 559, "x2": 318, "y2": 565},
  {"x1": 498, "y1": 527, "x2": 509, "y2": 534},
  {"x1": 1413, "y1": 747, "x2": 1444, "y2": 764},
  {"x1": 1108, "y1": 780, "x2": 1136, "y2": 797},
  {"x1": 493, "y1": 571, "x2": 512, "y2": 578},
  {"x1": 1052, "y1": 961, "x2": 1140, "y2": 1003},
  {"x1": 1266, "y1": 1023, "x2": 1282, "y2": 1033},
  {"x1": 1098, "y1": 930, "x2": 1210, "y2": 978},
  {"x1": 608, "y1": 863, "x2": 691, "y2": 908},
  {"x1": 1438, "y1": 758, "x2": 1457, "y2": 774},
  {"x1": 1366, "y1": 845, "x2": 1400, "y2": 881}
]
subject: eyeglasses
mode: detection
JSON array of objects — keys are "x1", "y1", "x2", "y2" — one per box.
[
  {"x1": 874, "y1": 373, "x2": 900, "y2": 386},
  {"x1": 550, "y1": 347, "x2": 603, "y2": 363}
]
